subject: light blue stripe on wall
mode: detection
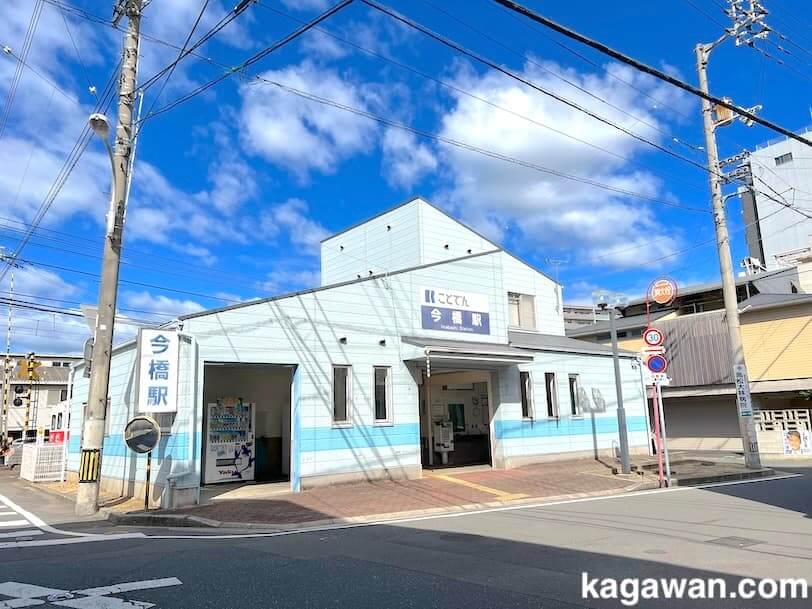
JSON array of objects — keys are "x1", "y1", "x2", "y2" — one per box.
[
  {"x1": 68, "y1": 432, "x2": 193, "y2": 460},
  {"x1": 495, "y1": 416, "x2": 647, "y2": 440},
  {"x1": 299, "y1": 423, "x2": 419, "y2": 453}
]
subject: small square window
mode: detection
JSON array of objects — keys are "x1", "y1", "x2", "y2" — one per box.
[{"x1": 774, "y1": 152, "x2": 793, "y2": 166}]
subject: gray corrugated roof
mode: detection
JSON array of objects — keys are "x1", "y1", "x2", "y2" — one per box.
[
  {"x1": 739, "y1": 292, "x2": 812, "y2": 313},
  {"x1": 401, "y1": 336, "x2": 532, "y2": 357},
  {"x1": 566, "y1": 310, "x2": 671, "y2": 338},
  {"x1": 508, "y1": 331, "x2": 638, "y2": 357}
]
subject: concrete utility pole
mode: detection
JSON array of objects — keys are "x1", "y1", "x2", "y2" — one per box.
[
  {"x1": 694, "y1": 0, "x2": 769, "y2": 469},
  {"x1": 607, "y1": 307, "x2": 631, "y2": 474},
  {"x1": 76, "y1": 0, "x2": 142, "y2": 516},
  {"x1": 593, "y1": 291, "x2": 631, "y2": 474}
]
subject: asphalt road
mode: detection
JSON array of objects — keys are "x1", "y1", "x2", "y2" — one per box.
[{"x1": 0, "y1": 465, "x2": 810, "y2": 608}]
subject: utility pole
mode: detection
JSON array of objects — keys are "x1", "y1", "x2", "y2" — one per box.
[
  {"x1": 76, "y1": 0, "x2": 142, "y2": 516},
  {"x1": 694, "y1": 0, "x2": 769, "y2": 469},
  {"x1": 593, "y1": 291, "x2": 631, "y2": 474},
  {"x1": 0, "y1": 249, "x2": 21, "y2": 444}
]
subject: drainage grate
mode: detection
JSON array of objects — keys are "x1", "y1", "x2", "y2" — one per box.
[{"x1": 705, "y1": 536, "x2": 763, "y2": 548}]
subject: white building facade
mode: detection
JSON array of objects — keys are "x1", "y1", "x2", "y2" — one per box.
[
  {"x1": 66, "y1": 198, "x2": 650, "y2": 507},
  {"x1": 744, "y1": 127, "x2": 812, "y2": 269}
]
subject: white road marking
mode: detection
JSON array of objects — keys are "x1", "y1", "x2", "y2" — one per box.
[
  {"x1": 0, "y1": 578, "x2": 182, "y2": 609},
  {"x1": 0, "y1": 530, "x2": 42, "y2": 539},
  {"x1": 0, "y1": 511, "x2": 17, "y2": 516},
  {"x1": 1, "y1": 473, "x2": 802, "y2": 547},
  {"x1": 0, "y1": 521, "x2": 28, "y2": 528},
  {"x1": 0, "y1": 495, "x2": 92, "y2": 537},
  {"x1": 74, "y1": 578, "x2": 182, "y2": 597}
]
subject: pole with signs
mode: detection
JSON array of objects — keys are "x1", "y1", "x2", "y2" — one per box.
[
  {"x1": 655, "y1": 382, "x2": 672, "y2": 488},
  {"x1": 123, "y1": 415, "x2": 160, "y2": 511}
]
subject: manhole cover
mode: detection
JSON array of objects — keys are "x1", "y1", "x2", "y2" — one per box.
[{"x1": 705, "y1": 536, "x2": 763, "y2": 548}]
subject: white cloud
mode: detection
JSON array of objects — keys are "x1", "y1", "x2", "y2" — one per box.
[
  {"x1": 436, "y1": 59, "x2": 687, "y2": 269},
  {"x1": 121, "y1": 291, "x2": 205, "y2": 319},
  {"x1": 257, "y1": 269, "x2": 320, "y2": 293},
  {"x1": 300, "y1": 30, "x2": 349, "y2": 60},
  {"x1": 239, "y1": 62, "x2": 377, "y2": 176},
  {"x1": 208, "y1": 158, "x2": 257, "y2": 214},
  {"x1": 381, "y1": 128, "x2": 437, "y2": 188},
  {"x1": 279, "y1": 0, "x2": 331, "y2": 10},
  {"x1": 259, "y1": 198, "x2": 329, "y2": 255}
]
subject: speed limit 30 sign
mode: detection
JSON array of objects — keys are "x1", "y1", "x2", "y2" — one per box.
[{"x1": 643, "y1": 326, "x2": 664, "y2": 347}]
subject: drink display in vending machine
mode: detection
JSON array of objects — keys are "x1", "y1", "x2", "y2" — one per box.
[{"x1": 204, "y1": 399, "x2": 255, "y2": 484}]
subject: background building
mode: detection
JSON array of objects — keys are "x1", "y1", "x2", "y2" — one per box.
[
  {"x1": 742, "y1": 126, "x2": 812, "y2": 269},
  {"x1": 567, "y1": 266, "x2": 812, "y2": 455},
  {"x1": 1, "y1": 354, "x2": 79, "y2": 440}
]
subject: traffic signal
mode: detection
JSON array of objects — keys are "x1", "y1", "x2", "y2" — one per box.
[{"x1": 12, "y1": 384, "x2": 28, "y2": 407}]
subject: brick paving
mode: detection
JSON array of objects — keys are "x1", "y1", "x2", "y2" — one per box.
[{"x1": 173, "y1": 458, "x2": 641, "y2": 525}]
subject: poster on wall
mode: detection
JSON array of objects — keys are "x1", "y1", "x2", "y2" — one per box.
[
  {"x1": 419, "y1": 287, "x2": 490, "y2": 335},
  {"x1": 137, "y1": 329, "x2": 179, "y2": 413},
  {"x1": 782, "y1": 429, "x2": 811, "y2": 456}
]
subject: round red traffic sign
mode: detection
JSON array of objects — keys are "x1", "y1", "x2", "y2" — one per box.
[
  {"x1": 649, "y1": 278, "x2": 678, "y2": 306},
  {"x1": 643, "y1": 326, "x2": 664, "y2": 347},
  {"x1": 646, "y1": 354, "x2": 668, "y2": 374}
]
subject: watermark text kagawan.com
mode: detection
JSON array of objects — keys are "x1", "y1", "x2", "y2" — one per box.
[{"x1": 582, "y1": 573, "x2": 808, "y2": 606}]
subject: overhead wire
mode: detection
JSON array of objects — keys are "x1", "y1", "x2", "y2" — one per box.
[
  {"x1": 57, "y1": 0, "x2": 97, "y2": 99},
  {"x1": 257, "y1": 1, "x2": 709, "y2": 194},
  {"x1": 0, "y1": 0, "x2": 44, "y2": 141}
]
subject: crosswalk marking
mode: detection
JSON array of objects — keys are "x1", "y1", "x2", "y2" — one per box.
[
  {"x1": 0, "y1": 520, "x2": 28, "y2": 528},
  {"x1": 0, "y1": 530, "x2": 42, "y2": 539}
]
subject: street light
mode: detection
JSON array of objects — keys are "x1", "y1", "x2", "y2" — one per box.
[
  {"x1": 593, "y1": 290, "x2": 632, "y2": 474},
  {"x1": 88, "y1": 114, "x2": 117, "y2": 236}
]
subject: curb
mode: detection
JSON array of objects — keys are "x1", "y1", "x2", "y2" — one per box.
[
  {"x1": 107, "y1": 478, "x2": 657, "y2": 531},
  {"x1": 670, "y1": 467, "x2": 776, "y2": 487}
]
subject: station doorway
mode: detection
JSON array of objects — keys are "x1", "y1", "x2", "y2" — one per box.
[
  {"x1": 419, "y1": 370, "x2": 493, "y2": 468},
  {"x1": 201, "y1": 363, "x2": 294, "y2": 486}
]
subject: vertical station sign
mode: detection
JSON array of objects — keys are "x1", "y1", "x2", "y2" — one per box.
[{"x1": 137, "y1": 329, "x2": 179, "y2": 413}]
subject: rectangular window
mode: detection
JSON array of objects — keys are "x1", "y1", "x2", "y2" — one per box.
[
  {"x1": 374, "y1": 366, "x2": 391, "y2": 422},
  {"x1": 545, "y1": 372, "x2": 559, "y2": 418},
  {"x1": 60, "y1": 389, "x2": 68, "y2": 402},
  {"x1": 332, "y1": 366, "x2": 351, "y2": 424},
  {"x1": 774, "y1": 152, "x2": 793, "y2": 166},
  {"x1": 568, "y1": 374, "x2": 581, "y2": 416},
  {"x1": 508, "y1": 292, "x2": 536, "y2": 330},
  {"x1": 520, "y1": 371, "x2": 534, "y2": 419}
]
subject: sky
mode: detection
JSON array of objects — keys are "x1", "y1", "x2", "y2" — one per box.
[{"x1": 0, "y1": 0, "x2": 810, "y2": 355}]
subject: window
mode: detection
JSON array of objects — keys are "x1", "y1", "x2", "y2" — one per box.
[
  {"x1": 544, "y1": 372, "x2": 559, "y2": 418},
  {"x1": 774, "y1": 152, "x2": 793, "y2": 166},
  {"x1": 508, "y1": 292, "x2": 536, "y2": 330},
  {"x1": 332, "y1": 366, "x2": 351, "y2": 424},
  {"x1": 51, "y1": 415, "x2": 56, "y2": 429},
  {"x1": 568, "y1": 375, "x2": 581, "y2": 416},
  {"x1": 60, "y1": 389, "x2": 68, "y2": 402},
  {"x1": 520, "y1": 371, "x2": 534, "y2": 419},
  {"x1": 374, "y1": 366, "x2": 391, "y2": 423},
  {"x1": 57, "y1": 412, "x2": 63, "y2": 429}
]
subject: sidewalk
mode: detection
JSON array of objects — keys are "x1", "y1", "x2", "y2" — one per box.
[{"x1": 111, "y1": 454, "x2": 776, "y2": 530}]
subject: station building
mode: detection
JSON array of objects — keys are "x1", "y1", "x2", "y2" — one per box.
[{"x1": 66, "y1": 197, "x2": 650, "y2": 507}]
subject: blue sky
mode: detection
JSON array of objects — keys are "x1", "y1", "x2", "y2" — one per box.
[{"x1": 0, "y1": 0, "x2": 810, "y2": 354}]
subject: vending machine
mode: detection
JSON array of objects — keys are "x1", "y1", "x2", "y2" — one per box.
[{"x1": 204, "y1": 399, "x2": 255, "y2": 484}]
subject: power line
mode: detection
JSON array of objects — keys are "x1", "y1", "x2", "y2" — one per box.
[
  {"x1": 256, "y1": 1, "x2": 709, "y2": 194},
  {"x1": 0, "y1": 0, "x2": 44, "y2": 142},
  {"x1": 57, "y1": 0, "x2": 97, "y2": 98},
  {"x1": 140, "y1": 0, "x2": 355, "y2": 123},
  {"x1": 361, "y1": 0, "x2": 719, "y2": 178},
  {"x1": 139, "y1": 0, "x2": 211, "y2": 121},
  {"x1": 251, "y1": 75, "x2": 710, "y2": 212},
  {"x1": 488, "y1": 0, "x2": 812, "y2": 148}
]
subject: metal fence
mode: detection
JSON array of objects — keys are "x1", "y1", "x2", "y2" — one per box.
[{"x1": 19, "y1": 443, "x2": 67, "y2": 482}]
